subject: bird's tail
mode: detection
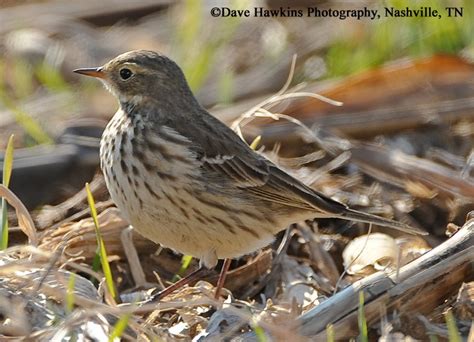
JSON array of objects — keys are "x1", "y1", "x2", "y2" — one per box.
[{"x1": 339, "y1": 208, "x2": 427, "y2": 235}]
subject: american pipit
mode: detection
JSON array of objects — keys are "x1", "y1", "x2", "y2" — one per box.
[{"x1": 74, "y1": 50, "x2": 425, "y2": 298}]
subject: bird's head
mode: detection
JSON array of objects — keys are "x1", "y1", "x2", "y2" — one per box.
[{"x1": 74, "y1": 50, "x2": 193, "y2": 109}]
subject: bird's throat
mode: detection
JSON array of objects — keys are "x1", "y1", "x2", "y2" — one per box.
[{"x1": 119, "y1": 95, "x2": 148, "y2": 118}]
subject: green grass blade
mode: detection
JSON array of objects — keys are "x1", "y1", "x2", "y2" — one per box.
[
  {"x1": 0, "y1": 89, "x2": 53, "y2": 146},
  {"x1": 0, "y1": 202, "x2": 7, "y2": 250},
  {"x1": 249, "y1": 135, "x2": 261, "y2": 150},
  {"x1": 108, "y1": 312, "x2": 131, "y2": 342},
  {"x1": 1, "y1": 134, "x2": 14, "y2": 250},
  {"x1": 358, "y1": 291, "x2": 368, "y2": 342},
  {"x1": 12, "y1": 108, "x2": 54, "y2": 145},
  {"x1": 35, "y1": 62, "x2": 70, "y2": 92},
  {"x1": 173, "y1": 255, "x2": 193, "y2": 282},
  {"x1": 66, "y1": 273, "x2": 76, "y2": 313},
  {"x1": 86, "y1": 183, "x2": 117, "y2": 300},
  {"x1": 252, "y1": 323, "x2": 267, "y2": 342},
  {"x1": 326, "y1": 324, "x2": 334, "y2": 342},
  {"x1": 91, "y1": 247, "x2": 101, "y2": 272},
  {"x1": 2, "y1": 135, "x2": 14, "y2": 187},
  {"x1": 90, "y1": 248, "x2": 101, "y2": 285},
  {"x1": 177, "y1": 0, "x2": 202, "y2": 47},
  {"x1": 445, "y1": 310, "x2": 461, "y2": 342}
]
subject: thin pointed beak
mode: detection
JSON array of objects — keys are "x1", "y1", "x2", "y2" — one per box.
[{"x1": 73, "y1": 67, "x2": 105, "y2": 79}]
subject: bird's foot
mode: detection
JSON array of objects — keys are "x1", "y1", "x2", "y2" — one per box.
[{"x1": 214, "y1": 258, "x2": 231, "y2": 300}]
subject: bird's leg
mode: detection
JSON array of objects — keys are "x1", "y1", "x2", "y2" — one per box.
[
  {"x1": 152, "y1": 266, "x2": 211, "y2": 301},
  {"x1": 214, "y1": 258, "x2": 231, "y2": 299}
]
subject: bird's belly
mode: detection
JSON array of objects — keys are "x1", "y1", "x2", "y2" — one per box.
[
  {"x1": 123, "y1": 182, "x2": 277, "y2": 266},
  {"x1": 105, "y1": 163, "x2": 277, "y2": 265},
  {"x1": 129, "y1": 201, "x2": 275, "y2": 262}
]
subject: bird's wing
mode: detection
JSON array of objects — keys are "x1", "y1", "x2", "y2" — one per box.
[
  {"x1": 198, "y1": 146, "x2": 349, "y2": 214},
  {"x1": 166, "y1": 115, "x2": 425, "y2": 235},
  {"x1": 201, "y1": 148, "x2": 426, "y2": 234},
  {"x1": 168, "y1": 111, "x2": 348, "y2": 213},
  {"x1": 249, "y1": 162, "x2": 349, "y2": 213}
]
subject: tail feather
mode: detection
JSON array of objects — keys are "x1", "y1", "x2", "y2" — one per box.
[{"x1": 340, "y1": 208, "x2": 427, "y2": 235}]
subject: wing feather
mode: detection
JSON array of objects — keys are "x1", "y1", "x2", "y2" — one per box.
[{"x1": 201, "y1": 154, "x2": 269, "y2": 187}]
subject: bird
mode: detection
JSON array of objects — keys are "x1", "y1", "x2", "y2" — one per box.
[{"x1": 74, "y1": 50, "x2": 425, "y2": 299}]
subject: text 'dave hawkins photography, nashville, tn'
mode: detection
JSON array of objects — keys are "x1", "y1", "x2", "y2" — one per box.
[{"x1": 210, "y1": 5, "x2": 464, "y2": 20}]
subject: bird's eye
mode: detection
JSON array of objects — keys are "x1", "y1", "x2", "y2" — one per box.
[{"x1": 119, "y1": 68, "x2": 133, "y2": 80}]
